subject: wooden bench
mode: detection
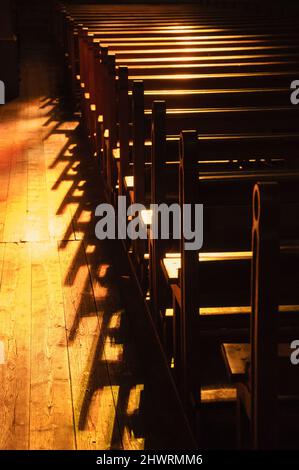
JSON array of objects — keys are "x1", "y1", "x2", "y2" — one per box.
[
  {"x1": 222, "y1": 182, "x2": 299, "y2": 448},
  {"x1": 159, "y1": 134, "x2": 299, "y2": 438},
  {"x1": 60, "y1": 7, "x2": 299, "y2": 167},
  {"x1": 75, "y1": 25, "x2": 299, "y2": 143},
  {"x1": 105, "y1": 67, "x2": 299, "y2": 202},
  {"x1": 113, "y1": 84, "x2": 299, "y2": 285},
  {"x1": 153, "y1": 129, "x2": 299, "y2": 292},
  {"x1": 61, "y1": 11, "x2": 299, "y2": 296}
]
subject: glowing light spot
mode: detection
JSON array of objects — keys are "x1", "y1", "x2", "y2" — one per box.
[
  {"x1": 108, "y1": 310, "x2": 123, "y2": 330},
  {"x1": 85, "y1": 245, "x2": 96, "y2": 254},
  {"x1": 102, "y1": 338, "x2": 123, "y2": 362},
  {"x1": 127, "y1": 385, "x2": 144, "y2": 415},
  {"x1": 98, "y1": 264, "x2": 110, "y2": 279}
]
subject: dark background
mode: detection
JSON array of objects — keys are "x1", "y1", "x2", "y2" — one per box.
[{"x1": 7, "y1": 0, "x2": 299, "y2": 42}]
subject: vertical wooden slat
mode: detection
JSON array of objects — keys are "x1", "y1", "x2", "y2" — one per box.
[
  {"x1": 132, "y1": 80, "x2": 145, "y2": 206},
  {"x1": 118, "y1": 66, "x2": 129, "y2": 195},
  {"x1": 179, "y1": 131, "x2": 200, "y2": 427},
  {"x1": 105, "y1": 54, "x2": 117, "y2": 198},
  {"x1": 150, "y1": 100, "x2": 166, "y2": 328},
  {"x1": 250, "y1": 182, "x2": 279, "y2": 449}
]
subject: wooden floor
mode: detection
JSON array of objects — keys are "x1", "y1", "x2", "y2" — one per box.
[{"x1": 0, "y1": 41, "x2": 195, "y2": 450}]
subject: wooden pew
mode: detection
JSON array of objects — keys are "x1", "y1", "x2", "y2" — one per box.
[
  {"x1": 83, "y1": 32, "x2": 299, "y2": 186},
  {"x1": 89, "y1": 48, "x2": 295, "y2": 280},
  {"x1": 59, "y1": 4, "x2": 298, "y2": 156},
  {"x1": 106, "y1": 65, "x2": 299, "y2": 202},
  {"x1": 163, "y1": 133, "x2": 299, "y2": 437},
  {"x1": 150, "y1": 127, "x2": 299, "y2": 346},
  {"x1": 116, "y1": 73, "x2": 292, "y2": 194},
  {"x1": 59, "y1": 4, "x2": 299, "y2": 293},
  {"x1": 76, "y1": 25, "x2": 299, "y2": 107},
  {"x1": 113, "y1": 81, "x2": 299, "y2": 284},
  {"x1": 62, "y1": 9, "x2": 299, "y2": 154},
  {"x1": 222, "y1": 182, "x2": 299, "y2": 449},
  {"x1": 121, "y1": 85, "x2": 299, "y2": 196},
  {"x1": 153, "y1": 128, "x2": 299, "y2": 307},
  {"x1": 59, "y1": 3, "x2": 299, "y2": 326}
]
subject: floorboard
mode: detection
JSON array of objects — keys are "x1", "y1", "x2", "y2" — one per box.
[
  {"x1": 0, "y1": 243, "x2": 31, "y2": 450},
  {"x1": 30, "y1": 241, "x2": 75, "y2": 450}
]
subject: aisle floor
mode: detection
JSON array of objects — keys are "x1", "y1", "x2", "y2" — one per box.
[{"x1": 0, "y1": 42, "x2": 194, "y2": 450}]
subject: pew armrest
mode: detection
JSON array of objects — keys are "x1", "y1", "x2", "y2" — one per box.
[{"x1": 221, "y1": 343, "x2": 250, "y2": 383}]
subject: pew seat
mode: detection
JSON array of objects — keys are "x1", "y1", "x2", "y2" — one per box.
[
  {"x1": 162, "y1": 251, "x2": 251, "y2": 284},
  {"x1": 201, "y1": 387, "x2": 236, "y2": 403},
  {"x1": 222, "y1": 342, "x2": 299, "y2": 402}
]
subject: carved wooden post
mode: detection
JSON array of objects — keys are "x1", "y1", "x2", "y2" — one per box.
[
  {"x1": 118, "y1": 66, "x2": 129, "y2": 196},
  {"x1": 105, "y1": 54, "x2": 117, "y2": 198},
  {"x1": 132, "y1": 80, "x2": 145, "y2": 206},
  {"x1": 251, "y1": 182, "x2": 279, "y2": 449},
  {"x1": 132, "y1": 80, "x2": 145, "y2": 270},
  {"x1": 94, "y1": 47, "x2": 108, "y2": 164}
]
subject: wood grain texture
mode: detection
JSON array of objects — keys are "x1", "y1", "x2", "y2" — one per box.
[
  {"x1": 30, "y1": 241, "x2": 75, "y2": 450},
  {"x1": 84, "y1": 239, "x2": 141, "y2": 450},
  {"x1": 58, "y1": 239, "x2": 120, "y2": 450},
  {"x1": 0, "y1": 243, "x2": 31, "y2": 450}
]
